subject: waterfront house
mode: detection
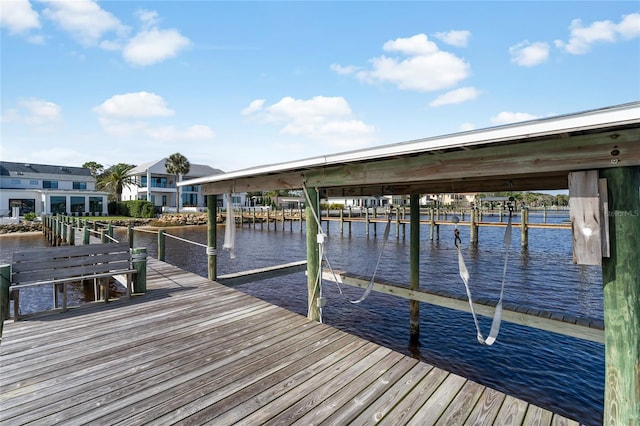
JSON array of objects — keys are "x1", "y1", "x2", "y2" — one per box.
[
  {"x1": 0, "y1": 161, "x2": 108, "y2": 218},
  {"x1": 122, "y1": 159, "x2": 227, "y2": 213}
]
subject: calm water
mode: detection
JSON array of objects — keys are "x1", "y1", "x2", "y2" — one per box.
[{"x1": 0, "y1": 212, "x2": 604, "y2": 425}]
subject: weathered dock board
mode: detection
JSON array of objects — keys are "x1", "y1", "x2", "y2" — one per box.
[{"x1": 1, "y1": 258, "x2": 579, "y2": 425}]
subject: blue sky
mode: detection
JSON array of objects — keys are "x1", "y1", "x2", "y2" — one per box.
[{"x1": 1, "y1": 1, "x2": 639, "y2": 173}]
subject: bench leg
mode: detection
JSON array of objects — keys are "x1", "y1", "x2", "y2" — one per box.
[
  {"x1": 12, "y1": 289, "x2": 19, "y2": 322},
  {"x1": 126, "y1": 275, "x2": 132, "y2": 300}
]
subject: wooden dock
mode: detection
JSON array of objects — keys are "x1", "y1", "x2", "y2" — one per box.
[{"x1": 1, "y1": 258, "x2": 580, "y2": 425}]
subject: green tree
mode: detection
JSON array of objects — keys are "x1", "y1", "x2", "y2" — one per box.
[
  {"x1": 165, "y1": 153, "x2": 190, "y2": 213},
  {"x1": 82, "y1": 161, "x2": 104, "y2": 179},
  {"x1": 98, "y1": 163, "x2": 136, "y2": 207}
]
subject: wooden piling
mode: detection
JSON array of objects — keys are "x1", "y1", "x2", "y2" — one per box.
[
  {"x1": 599, "y1": 166, "x2": 640, "y2": 425},
  {"x1": 0, "y1": 264, "x2": 10, "y2": 324},
  {"x1": 207, "y1": 195, "x2": 217, "y2": 281},
  {"x1": 158, "y1": 229, "x2": 165, "y2": 261},
  {"x1": 128, "y1": 226, "x2": 134, "y2": 249},
  {"x1": 306, "y1": 187, "x2": 321, "y2": 322},
  {"x1": 470, "y1": 209, "x2": 478, "y2": 245},
  {"x1": 409, "y1": 194, "x2": 420, "y2": 346},
  {"x1": 521, "y1": 208, "x2": 529, "y2": 248},
  {"x1": 131, "y1": 247, "x2": 147, "y2": 294}
]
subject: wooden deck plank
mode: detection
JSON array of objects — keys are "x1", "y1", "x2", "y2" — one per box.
[
  {"x1": 302, "y1": 355, "x2": 418, "y2": 425},
  {"x1": 405, "y1": 373, "x2": 468, "y2": 425},
  {"x1": 349, "y1": 362, "x2": 435, "y2": 425},
  {"x1": 0, "y1": 258, "x2": 580, "y2": 426},
  {"x1": 463, "y1": 386, "x2": 507, "y2": 425}
]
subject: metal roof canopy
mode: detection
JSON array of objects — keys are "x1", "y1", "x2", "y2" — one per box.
[{"x1": 180, "y1": 102, "x2": 640, "y2": 196}]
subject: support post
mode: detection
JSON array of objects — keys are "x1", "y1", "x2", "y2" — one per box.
[
  {"x1": 83, "y1": 225, "x2": 90, "y2": 245},
  {"x1": 409, "y1": 193, "x2": 420, "y2": 346},
  {"x1": 470, "y1": 209, "x2": 478, "y2": 246},
  {"x1": 1, "y1": 265, "x2": 10, "y2": 328},
  {"x1": 207, "y1": 195, "x2": 217, "y2": 281},
  {"x1": 599, "y1": 166, "x2": 640, "y2": 425},
  {"x1": 132, "y1": 248, "x2": 147, "y2": 293},
  {"x1": 158, "y1": 229, "x2": 165, "y2": 262},
  {"x1": 306, "y1": 187, "x2": 321, "y2": 321},
  {"x1": 520, "y1": 208, "x2": 529, "y2": 248},
  {"x1": 68, "y1": 224, "x2": 75, "y2": 246},
  {"x1": 128, "y1": 225, "x2": 134, "y2": 249}
]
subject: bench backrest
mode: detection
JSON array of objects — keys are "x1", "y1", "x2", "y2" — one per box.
[{"x1": 12, "y1": 242, "x2": 132, "y2": 285}]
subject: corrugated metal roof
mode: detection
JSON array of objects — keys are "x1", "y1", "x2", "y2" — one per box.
[{"x1": 0, "y1": 161, "x2": 92, "y2": 177}]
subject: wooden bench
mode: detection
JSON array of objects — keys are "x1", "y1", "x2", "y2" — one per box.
[{"x1": 10, "y1": 242, "x2": 139, "y2": 321}]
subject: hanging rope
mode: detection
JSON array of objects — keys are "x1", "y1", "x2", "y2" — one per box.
[
  {"x1": 223, "y1": 191, "x2": 236, "y2": 259},
  {"x1": 454, "y1": 210, "x2": 512, "y2": 345},
  {"x1": 301, "y1": 183, "x2": 391, "y2": 310}
]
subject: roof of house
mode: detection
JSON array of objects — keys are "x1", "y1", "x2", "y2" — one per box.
[
  {"x1": 0, "y1": 161, "x2": 92, "y2": 178},
  {"x1": 129, "y1": 159, "x2": 224, "y2": 178}
]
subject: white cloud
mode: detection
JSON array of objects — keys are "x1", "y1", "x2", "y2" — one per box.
[
  {"x1": 40, "y1": 0, "x2": 127, "y2": 46},
  {"x1": 94, "y1": 92, "x2": 214, "y2": 142},
  {"x1": 510, "y1": 41, "x2": 550, "y2": 66},
  {"x1": 459, "y1": 123, "x2": 475, "y2": 132},
  {"x1": 329, "y1": 64, "x2": 359, "y2": 75},
  {"x1": 136, "y1": 9, "x2": 160, "y2": 29},
  {"x1": 433, "y1": 30, "x2": 471, "y2": 47},
  {"x1": 94, "y1": 92, "x2": 174, "y2": 118},
  {"x1": 429, "y1": 87, "x2": 480, "y2": 106},
  {"x1": 336, "y1": 33, "x2": 470, "y2": 92},
  {"x1": 555, "y1": 13, "x2": 640, "y2": 54},
  {"x1": 244, "y1": 96, "x2": 375, "y2": 148},
  {"x1": 241, "y1": 99, "x2": 265, "y2": 116},
  {"x1": 491, "y1": 111, "x2": 540, "y2": 125},
  {"x1": 0, "y1": 0, "x2": 40, "y2": 34},
  {"x1": 123, "y1": 28, "x2": 191, "y2": 66},
  {"x1": 1, "y1": 98, "x2": 61, "y2": 125}
]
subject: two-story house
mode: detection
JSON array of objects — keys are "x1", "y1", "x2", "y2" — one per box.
[
  {"x1": 0, "y1": 161, "x2": 109, "y2": 217},
  {"x1": 122, "y1": 159, "x2": 226, "y2": 213}
]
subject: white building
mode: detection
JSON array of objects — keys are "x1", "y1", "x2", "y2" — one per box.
[
  {"x1": 0, "y1": 161, "x2": 109, "y2": 217},
  {"x1": 122, "y1": 159, "x2": 226, "y2": 213}
]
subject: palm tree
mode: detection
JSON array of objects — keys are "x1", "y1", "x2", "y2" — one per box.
[
  {"x1": 165, "y1": 153, "x2": 190, "y2": 213},
  {"x1": 98, "y1": 163, "x2": 136, "y2": 208}
]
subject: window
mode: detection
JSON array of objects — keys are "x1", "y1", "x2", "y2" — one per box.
[
  {"x1": 43, "y1": 180, "x2": 58, "y2": 189},
  {"x1": 141, "y1": 176, "x2": 168, "y2": 188},
  {"x1": 11, "y1": 179, "x2": 20, "y2": 185},
  {"x1": 89, "y1": 197, "x2": 103, "y2": 213},
  {"x1": 73, "y1": 181, "x2": 87, "y2": 190},
  {"x1": 182, "y1": 185, "x2": 199, "y2": 192},
  {"x1": 30, "y1": 180, "x2": 38, "y2": 186},
  {"x1": 9, "y1": 199, "x2": 35, "y2": 215},
  {"x1": 182, "y1": 193, "x2": 197, "y2": 207},
  {"x1": 50, "y1": 196, "x2": 66, "y2": 214},
  {"x1": 70, "y1": 196, "x2": 85, "y2": 213},
  {"x1": 162, "y1": 195, "x2": 167, "y2": 206}
]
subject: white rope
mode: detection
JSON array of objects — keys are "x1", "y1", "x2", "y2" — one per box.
[
  {"x1": 223, "y1": 192, "x2": 236, "y2": 259},
  {"x1": 456, "y1": 213, "x2": 512, "y2": 345},
  {"x1": 350, "y1": 218, "x2": 391, "y2": 304}
]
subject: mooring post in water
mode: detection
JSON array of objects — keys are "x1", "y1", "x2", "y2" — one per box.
[
  {"x1": 470, "y1": 208, "x2": 478, "y2": 246},
  {"x1": 132, "y1": 247, "x2": 147, "y2": 293},
  {"x1": 409, "y1": 193, "x2": 420, "y2": 346},
  {"x1": 599, "y1": 166, "x2": 640, "y2": 425},
  {"x1": 207, "y1": 195, "x2": 217, "y2": 281},
  {"x1": 306, "y1": 186, "x2": 321, "y2": 322},
  {"x1": 520, "y1": 208, "x2": 529, "y2": 248},
  {"x1": 1, "y1": 264, "x2": 10, "y2": 324}
]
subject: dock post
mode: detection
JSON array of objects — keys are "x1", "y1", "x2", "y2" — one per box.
[
  {"x1": 132, "y1": 247, "x2": 147, "y2": 293},
  {"x1": 68, "y1": 224, "x2": 75, "y2": 246},
  {"x1": 207, "y1": 195, "x2": 217, "y2": 281},
  {"x1": 470, "y1": 209, "x2": 478, "y2": 246},
  {"x1": 306, "y1": 187, "x2": 321, "y2": 321},
  {"x1": 348, "y1": 207, "x2": 352, "y2": 234},
  {"x1": 158, "y1": 229, "x2": 165, "y2": 261},
  {"x1": 365, "y1": 207, "x2": 370, "y2": 236},
  {"x1": 1, "y1": 264, "x2": 10, "y2": 325},
  {"x1": 520, "y1": 209, "x2": 529, "y2": 248},
  {"x1": 128, "y1": 226, "x2": 134, "y2": 249},
  {"x1": 409, "y1": 193, "x2": 420, "y2": 346},
  {"x1": 83, "y1": 225, "x2": 90, "y2": 245},
  {"x1": 599, "y1": 166, "x2": 640, "y2": 425},
  {"x1": 429, "y1": 208, "x2": 435, "y2": 241},
  {"x1": 395, "y1": 207, "x2": 400, "y2": 239},
  {"x1": 339, "y1": 208, "x2": 344, "y2": 235}
]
